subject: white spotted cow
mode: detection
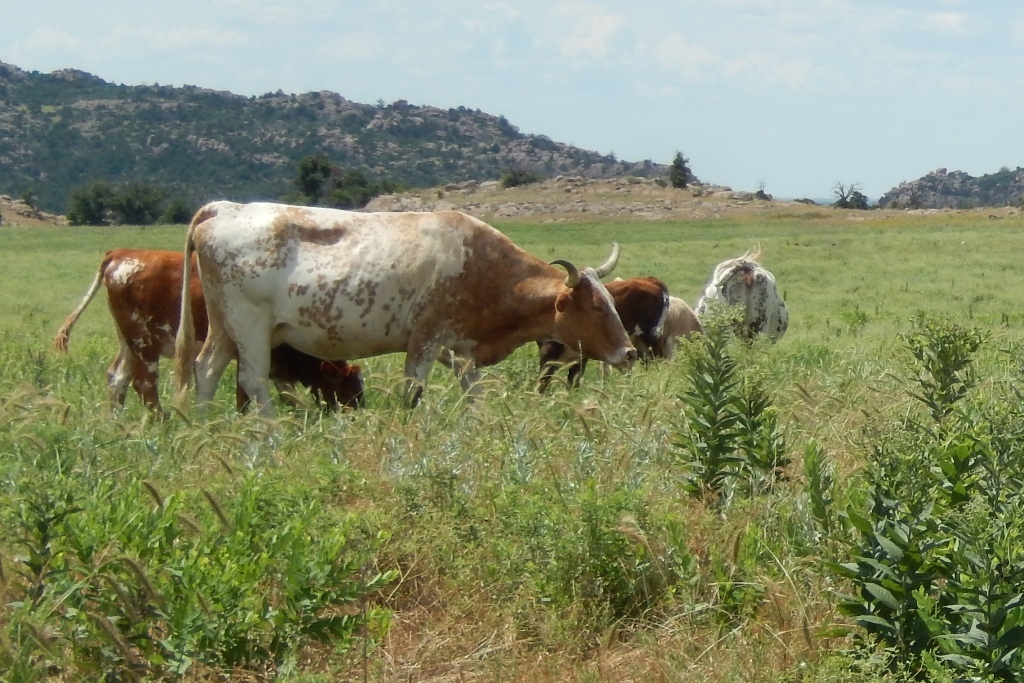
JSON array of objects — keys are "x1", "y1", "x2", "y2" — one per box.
[
  {"x1": 173, "y1": 202, "x2": 636, "y2": 414},
  {"x1": 695, "y1": 248, "x2": 788, "y2": 341}
]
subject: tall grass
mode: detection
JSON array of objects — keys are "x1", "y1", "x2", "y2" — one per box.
[{"x1": 1, "y1": 210, "x2": 1024, "y2": 680}]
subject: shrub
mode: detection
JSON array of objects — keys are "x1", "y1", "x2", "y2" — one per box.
[
  {"x1": 4, "y1": 472, "x2": 396, "y2": 679},
  {"x1": 500, "y1": 168, "x2": 543, "y2": 189},
  {"x1": 160, "y1": 196, "x2": 196, "y2": 224},
  {"x1": 109, "y1": 182, "x2": 167, "y2": 225},
  {"x1": 292, "y1": 155, "x2": 400, "y2": 209},
  {"x1": 67, "y1": 181, "x2": 179, "y2": 226},
  {"x1": 674, "y1": 318, "x2": 789, "y2": 503},
  {"x1": 828, "y1": 316, "x2": 1024, "y2": 679},
  {"x1": 67, "y1": 180, "x2": 115, "y2": 226}
]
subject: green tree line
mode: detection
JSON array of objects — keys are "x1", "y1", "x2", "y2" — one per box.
[{"x1": 66, "y1": 155, "x2": 404, "y2": 225}]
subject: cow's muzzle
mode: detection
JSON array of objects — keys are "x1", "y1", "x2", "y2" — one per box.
[{"x1": 608, "y1": 345, "x2": 638, "y2": 369}]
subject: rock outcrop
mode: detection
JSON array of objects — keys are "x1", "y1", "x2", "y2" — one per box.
[{"x1": 879, "y1": 167, "x2": 1024, "y2": 209}]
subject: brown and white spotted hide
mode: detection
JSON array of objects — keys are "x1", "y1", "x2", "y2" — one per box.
[
  {"x1": 537, "y1": 276, "x2": 669, "y2": 392},
  {"x1": 695, "y1": 250, "x2": 788, "y2": 342},
  {"x1": 54, "y1": 249, "x2": 362, "y2": 412},
  {"x1": 173, "y1": 201, "x2": 635, "y2": 414}
]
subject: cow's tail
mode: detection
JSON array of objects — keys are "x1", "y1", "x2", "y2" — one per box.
[
  {"x1": 53, "y1": 253, "x2": 112, "y2": 353},
  {"x1": 172, "y1": 205, "x2": 215, "y2": 406}
]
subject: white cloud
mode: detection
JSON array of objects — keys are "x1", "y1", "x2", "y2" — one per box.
[
  {"x1": 317, "y1": 32, "x2": 384, "y2": 62},
  {"x1": 550, "y1": 2, "x2": 626, "y2": 60},
  {"x1": 722, "y1": 52, "x2": 814, "y2": 89},
  {"x1": 105, "y1": 24, "x2": 247, "y2": 51},
  {"x1": 649, "y1": 34, "x2": 720, "y2": 81},
  {"x1": 923, "y1": 12, "x2": 966, "y2": 33},
  {"x1": 483, "y1": 2, "x2": 519, "y2": 19},
  {"x1": 20, "y1": 27, "x2": 82, "y2": 52},
  {"x1": 213, "y1": 0, "x2": 338, "y2": 25}
]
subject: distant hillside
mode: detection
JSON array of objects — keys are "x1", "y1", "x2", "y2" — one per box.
[
  {"x1": 0, "y1": 61, "x2": 668, "y2": 214},
  {"x1": 879, "y1": 167, "x2": 1024, "y2": 209}
]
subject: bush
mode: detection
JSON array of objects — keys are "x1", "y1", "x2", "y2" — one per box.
[
  {"x1": 292, "y1": 155, "x2": 401, "y2": 209},
  {"x1": 160, "y1": 196, "x2": 197, "y2": 224},
  {"x1": 67, "y1": 181, "x2": 181, "y2": 226},
  {"x1": 828, "y1": 316, "x2": 1024, "y2": 679},
  {"x1": 109, "y1": 182, "x2": 167, "y2": 225},
  {"x1": 674, "y1": 318, "x2": 789, "y2": 504},
  {"x1": 4, "y1": 472, "x2": 397, "y2": 679},
  {"x1": 67, "y1": 180, "x2": 115, "y2": 226},
  {"x1": 500, "y1": 168, "x2": 543, "y2": 189}
]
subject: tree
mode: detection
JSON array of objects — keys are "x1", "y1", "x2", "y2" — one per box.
[
  {"x1": 290, "y1": 155, "x2": 401, "y2": 209},
  {"x1": 669, "y1": 152, "x2": 691, "y2": 189},
  {"x1": 500, "y1": 167, "x2": 542, "y2": 189},
  {"x1": 109, "y1": 182, "x2": 167, "y2": 225},
  {"x1": 160, "y1": 197, "x2": 196, "y2": 224},
  {"x1": 324, "y1": 170, "x2": 374, "y2": 209},
  {"x1": 294, "y1": 154, "x2": 333, "y2": 204},
  {"x1": 833, "y1": 181, "x2": 869, "y2": 210},
  {"x1": 67, "y1": 181, "x2": 115, "y2": 226}
]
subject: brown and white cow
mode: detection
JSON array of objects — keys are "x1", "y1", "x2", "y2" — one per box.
[
  {"x1": 54, "y1": 249, "x2": 363, "y2": 413},
  {"x1": 537, "y1": 276, "x2": 670, "y2": 392},
  {"x1": 172, "y1": 202, "x2": 636, "y2": 414},
  {"x1": 695, "y1": 247, "x2": 788, "y2": 341}
]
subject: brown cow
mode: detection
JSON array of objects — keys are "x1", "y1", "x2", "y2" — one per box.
[
  {"x1": 537, "y1": 276, "x2": 670, "y2": 392},
  {"x1": 54, "y1": 249, "x2": 363, "y2": 413}
]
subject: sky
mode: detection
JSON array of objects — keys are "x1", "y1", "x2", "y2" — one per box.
[{"x1": 4, "y1": 0, "x2": 1024, "y2": 200}]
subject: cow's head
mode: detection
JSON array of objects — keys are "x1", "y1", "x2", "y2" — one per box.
[
  {"x1": 549, "y1": 244, "x2": 637, "y2": 368},
  {"x1": 318, "y1": 360, "x2": 365, "y2": 409}
]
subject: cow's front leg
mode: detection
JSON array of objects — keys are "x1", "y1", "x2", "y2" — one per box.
[{"x1": 448, "y1": 353, "x2": 482, "y2": 395}]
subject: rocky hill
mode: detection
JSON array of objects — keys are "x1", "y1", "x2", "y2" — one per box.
[
  {"x1": 0, "y1": 194, "x2": 66, "y2": 226},
  {"x1": 0, "y1": 61, "x2": 670, "y2": 214},
  {"x1": 879, "y1": 167, "x2": 1024, "y2": 209}
]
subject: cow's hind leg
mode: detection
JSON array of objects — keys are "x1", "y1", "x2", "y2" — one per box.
[
  {"x1": 107, "y1": 347, "x2": 131, "y2": 407},
  {"x1": 129, "y1": 347, "x2": 163, "y2": 413},
  {"x1": 235, "y1": 335, "x2": 275, "y2": 417},
  {"x1": 194, "y1": 326, "x2": 237, "y2": 411}
]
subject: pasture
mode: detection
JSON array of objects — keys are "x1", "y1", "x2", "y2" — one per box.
[{"x1": 3, "y1": 208, "x2": 1024, "y2": 682}]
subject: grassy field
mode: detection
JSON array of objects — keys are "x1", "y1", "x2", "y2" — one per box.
[{"x1": 3, "y1": 209, "x2": 1024, "y2": 682}]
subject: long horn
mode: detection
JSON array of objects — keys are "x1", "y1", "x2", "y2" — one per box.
[
  {"x1": 593, "y1": 243, "x2": 620, "y2": 279},
  {"x1": 550, "y1": 259, "x2": 581, "y2": 287}
]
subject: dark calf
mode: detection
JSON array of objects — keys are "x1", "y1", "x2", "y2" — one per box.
[{"x1": 538, "y1": 276, "x2": 669, "y2": 392}]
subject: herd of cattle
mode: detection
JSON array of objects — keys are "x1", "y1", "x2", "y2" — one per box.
[{"x1": 53, "y1": 201, "x2": 788, "y2": 415}]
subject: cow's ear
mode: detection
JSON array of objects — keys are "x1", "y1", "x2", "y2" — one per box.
[{"x1": 555, "y1": 291, "x2": 570, "y2": 313}]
